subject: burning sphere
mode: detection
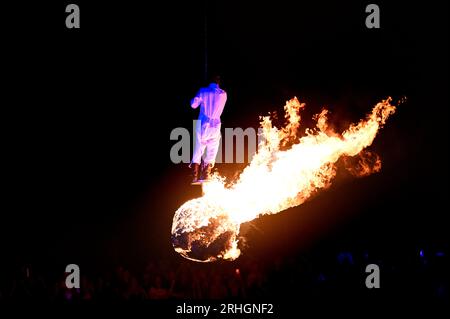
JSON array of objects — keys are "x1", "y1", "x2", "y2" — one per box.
[{"x1": 171, "y1": 198, "x2": 241, "y2": 262}]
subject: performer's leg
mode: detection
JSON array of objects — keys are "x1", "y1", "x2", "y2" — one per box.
[
  {"x1": 203, "y1": 125, "x2": 221, "y2": 180},
  {"x1": 191, "y1": 122, "x2": 207, "y2": 184},
  {"x1": 191, "y1": 121, "x2": 207, "y2": 164},
  {"x1": 190, "y1": 162, "x2": 201, "y2": 184},
  {"x1": 204, "y1": 124, "x2": 222, "y2": 166}
]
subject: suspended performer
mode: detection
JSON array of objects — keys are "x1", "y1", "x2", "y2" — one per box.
[{"x1": 190, "y1": 75, "x2": 227, "y2": 184}]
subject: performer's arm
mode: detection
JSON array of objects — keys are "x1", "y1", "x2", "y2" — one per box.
[{"x1": 191, "y1": 90, "x2": 202, "y2": 109}]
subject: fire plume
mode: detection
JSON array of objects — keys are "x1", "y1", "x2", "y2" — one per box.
[{"x1": 172, "y1": 97, "x2": 396, "y2": 262}]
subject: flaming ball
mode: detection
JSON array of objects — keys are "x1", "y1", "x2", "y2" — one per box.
[{"x1": 171, "y1": 198, "x2": 241, "y2": 262}]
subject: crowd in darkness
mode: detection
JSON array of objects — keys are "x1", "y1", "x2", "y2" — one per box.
[{"x1": 1, "y1": 249, "x2": 447, "y2": 301}]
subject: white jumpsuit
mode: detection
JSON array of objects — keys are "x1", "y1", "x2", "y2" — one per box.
[{"x1": 191, "y1": 83, "x2": 227, "y2": 165}]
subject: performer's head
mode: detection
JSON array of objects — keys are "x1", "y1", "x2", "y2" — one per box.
[{"x1": 210, "y1": 74, "x2": 221, "y2": 86}]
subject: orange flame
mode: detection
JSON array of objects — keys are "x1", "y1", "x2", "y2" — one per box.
[{"x1": 172, "y1": 97, "x2": 396, "y2": 262}]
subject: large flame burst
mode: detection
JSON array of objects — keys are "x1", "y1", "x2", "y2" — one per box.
[{"x1": 172, "y1": 97, "x2": 396, "y2": 262}]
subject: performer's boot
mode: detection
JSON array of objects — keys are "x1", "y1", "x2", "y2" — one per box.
[
  {"x1": 201, "y1": 163, "x2": 213, "y2": 181},
  {"x1": 191, "y1": 163, "x2": 201, "y2": 184}
]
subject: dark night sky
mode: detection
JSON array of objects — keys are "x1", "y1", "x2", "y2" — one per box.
[{"x1": 2, "y1": 0, "x2": 448, "y2": 276}]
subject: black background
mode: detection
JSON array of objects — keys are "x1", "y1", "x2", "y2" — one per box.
[{"x1": 1, "y1": 0, "x2": 449, "y2": 306}]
